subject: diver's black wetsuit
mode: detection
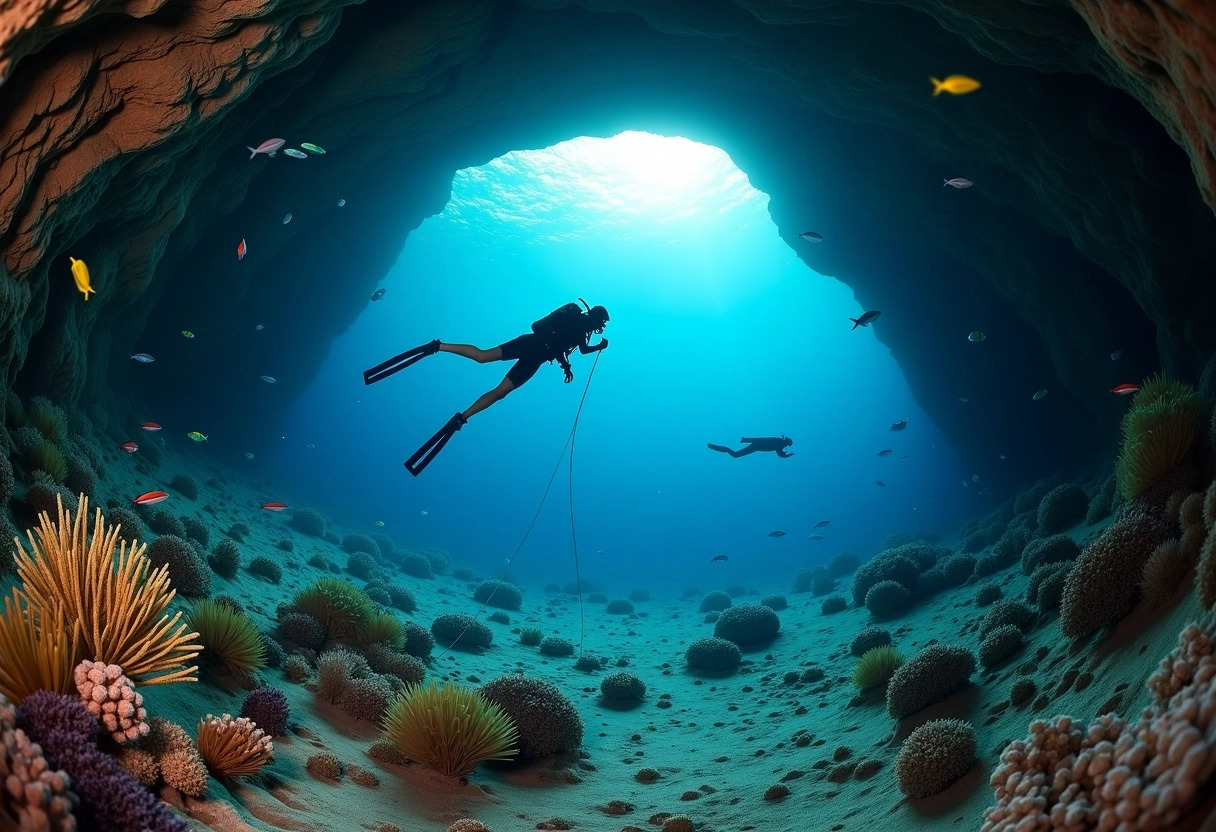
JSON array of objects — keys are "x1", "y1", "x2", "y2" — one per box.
[{"x1": 707, "y1": 436, "x2": 794, "y2": 458}]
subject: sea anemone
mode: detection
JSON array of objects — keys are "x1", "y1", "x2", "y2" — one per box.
[
  {"x1": 196, "y1": 714, "x2": 273, "y2": 778},
  {"x1": 853, "y1": 645, "x2": 904, "y2": 689},
  {"x1": 1115, "y1": 374, "x2": 1201, "y2": 499},
  {"x1": 186, "y1": 600, "x2": 267, "y2": 678},
  {"x1": 293, "y1": 577, "x2": 375, "y2": 642},
  {"x1": 381, "y1": 681, "x2": 517, "y2": 777}
]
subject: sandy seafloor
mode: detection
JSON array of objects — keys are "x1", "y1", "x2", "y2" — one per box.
[{"x1": 19, "y1": 437, "x2": 1216, "y2": 832}]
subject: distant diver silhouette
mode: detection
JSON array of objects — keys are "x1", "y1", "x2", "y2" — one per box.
[
  {"x1": 363, "y1": 299, "x2": 609, "y2": 475},
  {"x1": 707, "y1": 436, "x2": 794, "y2": 459}
]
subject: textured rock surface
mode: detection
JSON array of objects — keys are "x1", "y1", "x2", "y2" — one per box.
[{"x1": 0, "y1": 0, "x2": 1213, "y2": 479}]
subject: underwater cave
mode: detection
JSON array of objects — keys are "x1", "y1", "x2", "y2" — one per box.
[{"x1": 2, "y1": 2, "x2": 1216, "y2": 831}]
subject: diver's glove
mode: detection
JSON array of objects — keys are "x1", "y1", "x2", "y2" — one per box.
[
  {"x1": 595, "y1": 338, "x2": 609, "y2": 352},
  {"x1": 563, "y1": 367, "x2": 574, "y2": 384}
]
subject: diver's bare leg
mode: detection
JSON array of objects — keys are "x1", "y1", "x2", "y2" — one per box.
[
  {"x1": 440, "y1": 343, "x2": 502, "y2": 363},
  {"x1": 463, "y1": 378, "x2": 515, "y2": 421}
]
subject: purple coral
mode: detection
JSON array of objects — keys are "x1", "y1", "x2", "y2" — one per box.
[
  {"x1": 18, "y1": 691, "x2": 188, "y2": 832},
  {"x1": 238, "y1": 687, "x2": 290, "y2": 737}
]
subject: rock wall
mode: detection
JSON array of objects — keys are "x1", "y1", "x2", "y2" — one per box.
[{"x1": 0, "y1": 0, "x2": 1214, "y2": 481}]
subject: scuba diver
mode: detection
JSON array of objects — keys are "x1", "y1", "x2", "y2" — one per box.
[
  {"x1": 363, "y1": 299, "x2": 609, "y2": 475},
  {"x1": 707, "y1": 436, "x2": 794, "y2": 459}
]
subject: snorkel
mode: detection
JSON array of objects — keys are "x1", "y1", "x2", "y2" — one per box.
[{"x1": 579, "y1": 297, "x2": 609, "y2": 334}]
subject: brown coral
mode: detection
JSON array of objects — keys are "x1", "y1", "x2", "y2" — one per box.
[
  {"x1": 895, "y1": 718, "x2": 976, "y2": 798},
  {"x1": 1059, "y1": 502, "x2": 1171, "y2": 638}
]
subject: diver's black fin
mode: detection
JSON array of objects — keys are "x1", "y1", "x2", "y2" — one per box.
[
  {"x1": 363, "y1": 340, "x2": 440, "y2": 385},
  {"x1": 405, "y1": 412, "x2": 466, "y2": 476}
]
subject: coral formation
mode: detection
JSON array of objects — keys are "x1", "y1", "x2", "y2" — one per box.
[
  {"x1": 196, "y1": 713, "x2": 273, "y2": 778},
  {"x1": 820, "y1": 595, "x2": 848, "y2": 614},
  {"x1": 289, "y1": 508, "x2": 327, "y2": 536},
  {"x1": 248, "y1": 555, "x2": 282, "y2": 584},
  {"x1": 712, "y1": 604, "x2": 780, "y2": 646},
  {"x1": 978, "y1": 624, "x2": 1024, "y2": 669},
  {"x1": 168, "y1": 474, "x2": 198, "y2": 500},
  {"x1": 479, "y1": 676, "x2": 582, "y2": 760},
  {"x1": 1060, "y1": 502, "x2": 1171, "y2": 638},
  {"x1": 238, "y1": 687, "x2": 290, "y2": 737},
  {"x1": 1026, "y1": 561, "x2": 1071, "y2": 612},
  {"x1": 895, "y1": 718, "x2": 976, "y2": 798},
  {"x1": 979, "y1": 599, "x2": 1036, "y2": 640},
  {"x1": 398, "y1": 552, "x2": 432, "y2": 578},
  {"x1": 18, "y1": 691, "x2": 187, "y2": 831},
  {"x1": 381, "y1": 681, "x2": 518, "y2": 777},
  {"x1": 473, "y1": 580, "x2": 523, "y2": 611},
  {"x1": 850, "y1": 627, "x2": 892, "y2": 657},
  {"x1": 600, "y1": 671, "x2": 646, "y2": 703},
  {"x1": 346, "y1": 551, "x2": 377, "y2": 579},
  {"x1": 539, "y1": 636, "x2": 575, "y2": 657},
  {"x1": 145, "y1": 535, "x2": 211, "y2": 599},
  {"x1": 432, "y1": 614, "x2": 493, "y2": 650},
  {"x1": 0, "y1": 691, "x2": 77, "y2": 830},
  {"x1": 520, "y1": 627, "x2": 544, "y2": 646},
  {"x1": 179, "y1": 515, "x2": 209, "y2": 547},
  {"x1": 699, "y1": 591, "x2": 732, "y2": 612},
  {"x1": 1139, "y1": 538, "x2": 1191, "y2": 608},
  {"x1": 984, "y1": 619, "x2": 1216, "y2": 830},
  {"x1": 278, "y1": 612, "x2": 326, "y2": 649},
  {"x1": 605, "y1": 598, "x2": 635, "y2": 614},
  {"x1": 1021, "y1": 533, "x2": 1080, "y2": 575},
  {"x1": 306, "y1": 751, "x2": 341, "y2": 779},
  {"x1": 1035, "y1": 484, "x2": 1089, "y2": 536},
  {"x1": 864, "y1": 580, "x2": 912, "y2": 618},
  {"x1": 975, "y1": 583, "x2": 1003, "y2": 606},
  {"x1": 850, "y1": 552, "x2": 919, "y2": 606},
  {"x1": 11, "y1": 495, "x2": 200, "y2": 686},
  {"x1": 685, "y1": 637, "x2": 742, "y2": 673},
  {"x1": 73, "y1": 660, "x2": 148, "y2": 743},
  {"x1": 887, "y1": 645, "x2": 976, "y2": 719},
  {"x1": 342, "y1": 533, "x2": 378, "y2": 555}
]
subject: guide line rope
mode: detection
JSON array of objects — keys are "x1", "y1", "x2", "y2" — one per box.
[{"x1": 435, "y1": 350, "x2": 601, "y2": 660}]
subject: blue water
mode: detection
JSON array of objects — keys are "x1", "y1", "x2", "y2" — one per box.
[{"x1": 271, "y1": 132, "x2": 972, "y2": 592}]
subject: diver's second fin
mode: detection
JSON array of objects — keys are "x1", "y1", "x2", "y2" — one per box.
[
  {"x1": 363, "y1": 339, "x2": 440, "y2": 385},
  {"x1": 405, "y1": 412, "x2": 466, "y2": 476}
]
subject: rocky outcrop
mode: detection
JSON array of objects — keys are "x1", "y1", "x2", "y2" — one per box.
[{"x1": 0, "y1": 0, "x2": 1213, "y2": 480}]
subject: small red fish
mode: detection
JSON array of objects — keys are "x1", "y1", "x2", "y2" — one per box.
[
  {"x1": 710, "y1": 555, "x2": 729, "y2": 563},
  {"x1": 237, "y1": 238, "x2": 247, "y2": 261},
  {"x1": 1110, "y1": 384, "x2": 1139, "y2": 395},
  {"x1": 133, "y1": 491, "x2": 169, "y2": 506},
  {"x1": 140, "y1": 421, "x2": 161, "y2": 431},
  {"x1": 262, "y1": 501, "x2": 287, "y2": 511},
  {"x1": 118, "y1": 441, "x2": 138, "y2": 453}
]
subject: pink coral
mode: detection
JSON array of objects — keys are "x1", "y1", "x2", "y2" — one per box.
[
  {"x1": 73, "y1": 660, "x2": 148, "y2": 743},
  {"x1": 983, "y1": 617, "x2": 1216, "y2": 831}
]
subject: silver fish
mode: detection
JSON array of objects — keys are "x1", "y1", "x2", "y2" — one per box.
[
  {"x1": 337, "y1": 199, "x2": 346, "y2": 207},
  {"x1": 283, "y1": 148, "x2": 308, "y2": 159},
  {"x1": 254, "y1": 324, "x2": 264, "y2": 331},
  {"x1": 943, "y1": 178, "x2": 974, "y2": 189},
  {"x1": 260, "y1": 375, "x2": 276, "y2": 384},
  {"x1": 799, "y1": 231, "x2": 824, "y2": 243},
  {"x1": 131, "y1": 353, "x2": 155, "y2": 363},
  {"x1": 283, "y1": 213, "x2": 292, "y2": 224}
]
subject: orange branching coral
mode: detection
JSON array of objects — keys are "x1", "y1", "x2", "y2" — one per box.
[{"x1": 13, "y1": 494, "x2": 200, "y2": 685}]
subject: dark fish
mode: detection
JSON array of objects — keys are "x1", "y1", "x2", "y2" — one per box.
[
  {"x1": 875, "y1": 480, "x2": 886, "y2": 487},
  {"x1": 711, "y1": 555, "x2": 729, "y2": 563},
  {"x1": 890, "y1": 420, "x2": 908, "y2": 431},
  {"x1": 814, "y1": 520, "x2": 830, "y2": 528},
  {"x1": 849, "y1": 310, "x2": 881, "y2": 330},
  {"x1": 877, "y1": 449, "x2": 893, "y2": 457},
  {"x1": 768, "y1": 531, "x2": 787, "y2": 538},
  {"x1": 370, "y1": 288, "x2": 386, "y2": 302},
  {"x1": 809, "y1": 534, "x2": 825, "y2": 541}
]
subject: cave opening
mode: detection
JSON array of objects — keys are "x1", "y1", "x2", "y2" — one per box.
[{"x1": 273, "y1": 130, "x2": 970, "y2": 580}]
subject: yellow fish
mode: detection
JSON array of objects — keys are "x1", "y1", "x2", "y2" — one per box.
[
  {"x1": 186, "y1": 431, "x2": 209, "y2": 442},
  {"x1": 931, "y1": 75, "x2": 981, "y2": 96},
  {"x1": 69, "y1": 257, "x2": 95, "y2": 300}
]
